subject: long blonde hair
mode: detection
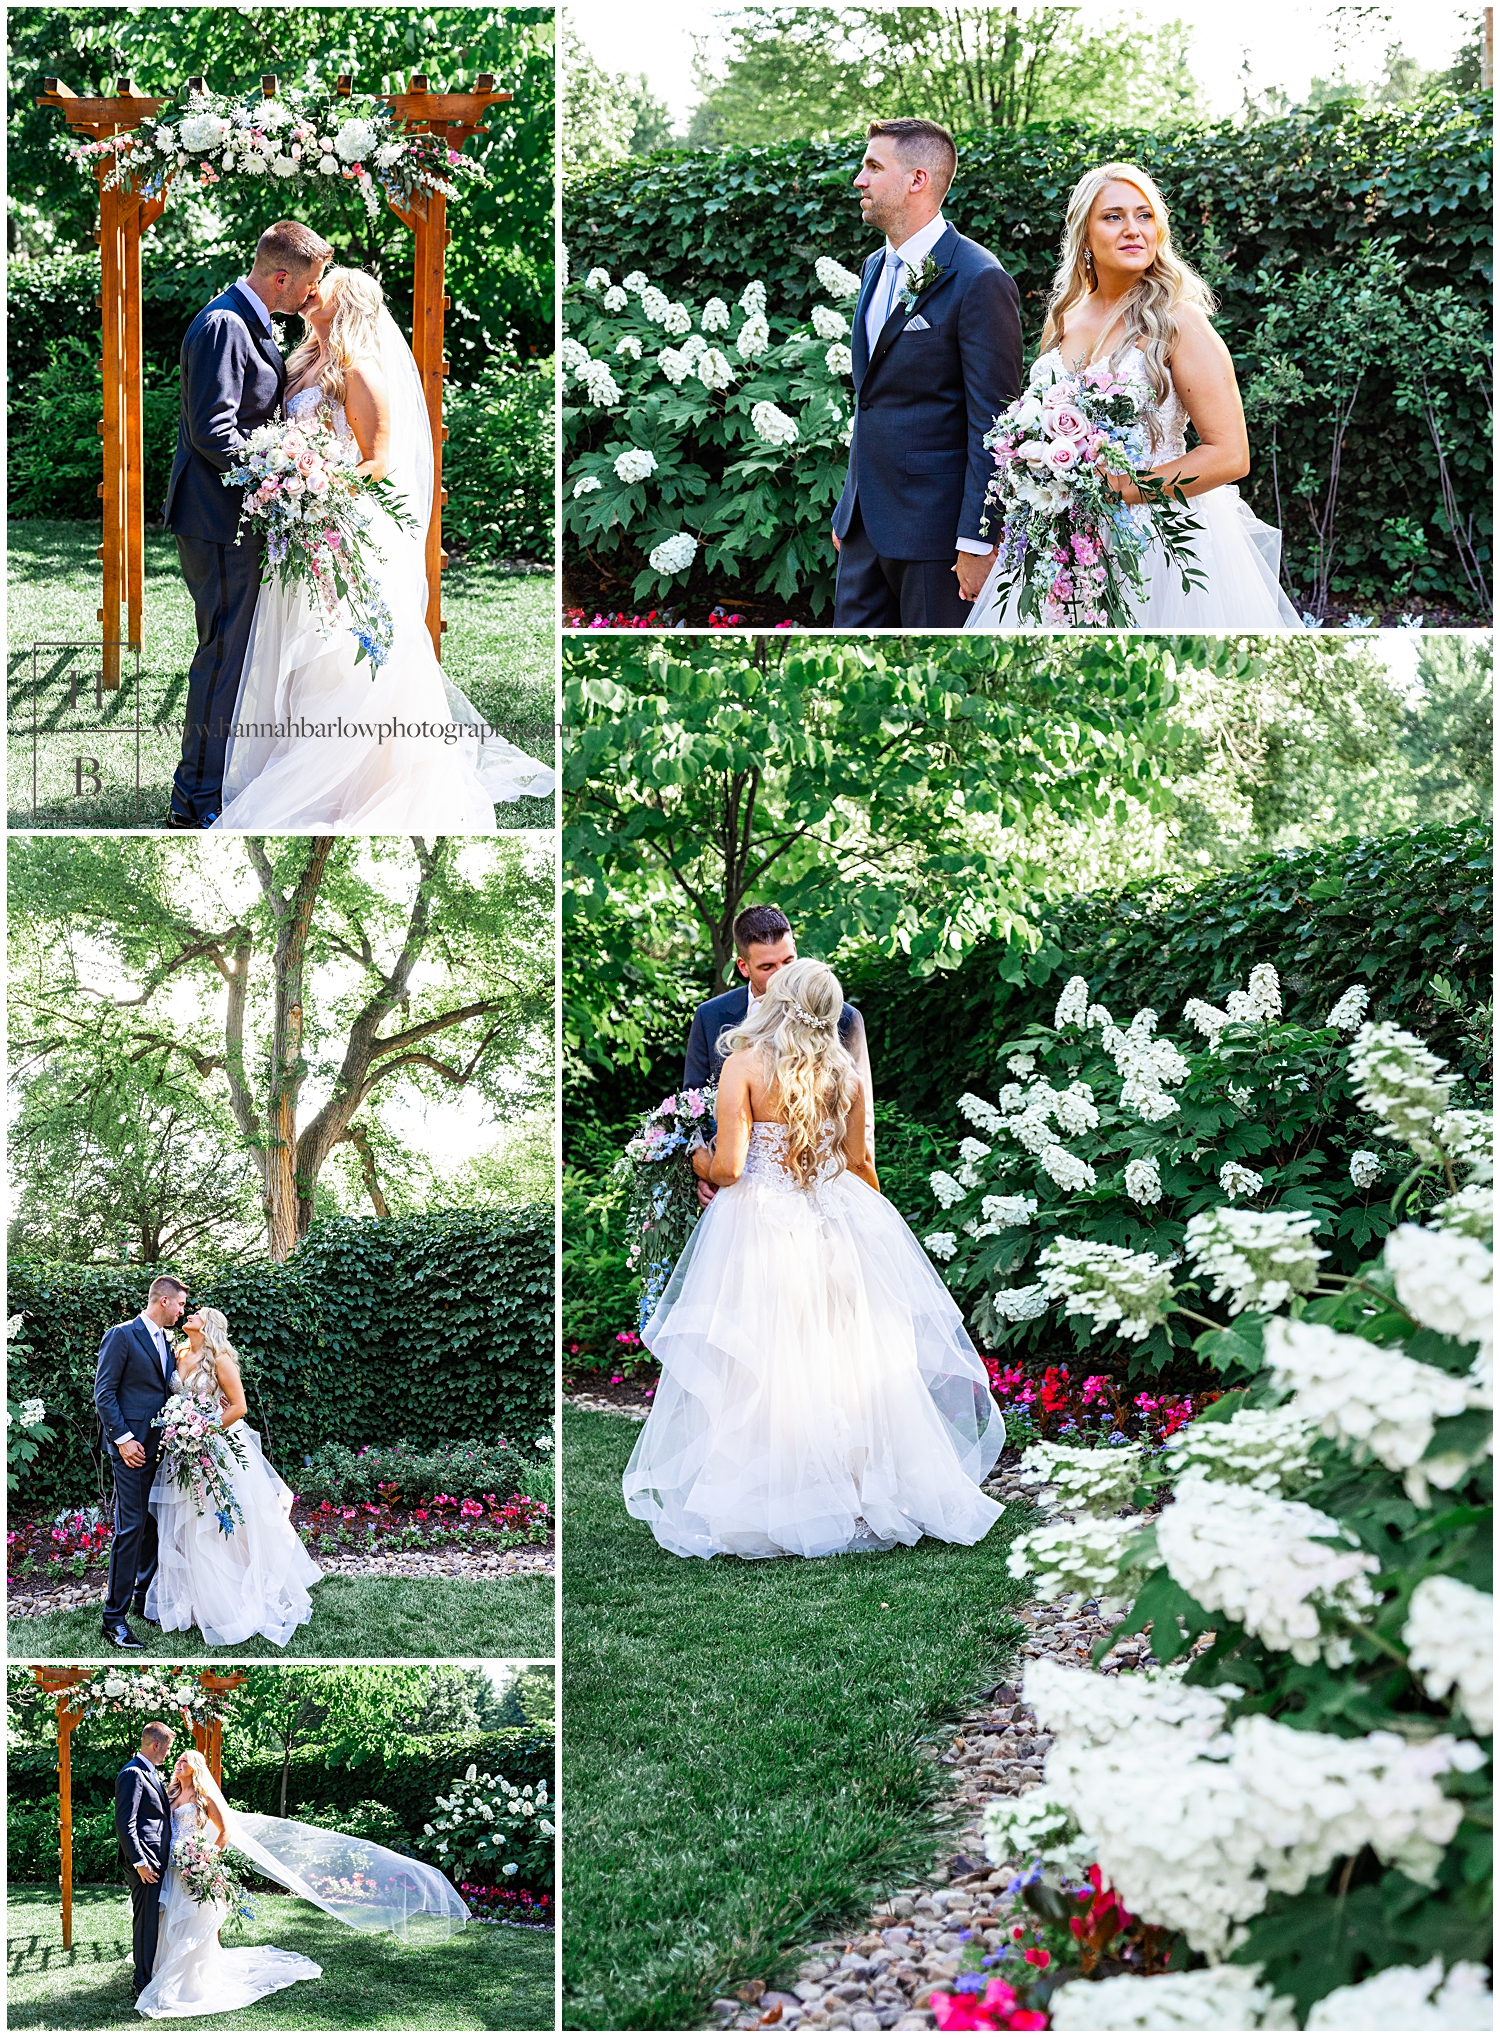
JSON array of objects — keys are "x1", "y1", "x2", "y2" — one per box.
[
  {"x1": 188, "y1": 1306, "x2": 239, "y2": 1402},
  {"x1": 1039, "y1": 162, "x2": 1216, "y2": 412},
  {"x1": 174, "y1": 1748, "x2": 215, "y2": 1830},
  {"x1": 718, "y1": 958, "x2": 859, "y2": 1188},
  {"x1": 284, "y1": 265, "x2": 384, "y2": 408}
]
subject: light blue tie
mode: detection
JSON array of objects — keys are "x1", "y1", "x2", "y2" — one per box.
[{"x1": 879, "y1": 249, "x2": 903, "y2": 331}]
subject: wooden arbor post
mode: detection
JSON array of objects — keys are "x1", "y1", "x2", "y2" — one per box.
[
  {"x1": 31, "y1": 1666, "x2": 244, "y2": 1950},
  {"x1": 380, "y1": 74, "x2": 511, "y2": 659},
  {"x1": 38, "y1": 79, "x2": 169, "y2": 689}
]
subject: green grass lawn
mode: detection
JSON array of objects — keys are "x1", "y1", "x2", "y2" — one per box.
[
  {"x1": 6, "y1": 1883, "x2": 554, "y2": 2030},
  {"x1": 6, "y1": 521, "x2": 555, "y2": 830},
  {"x1": 7, "y1": 1574, "x2": 554, "y2": 1662},
  {"x1": 561, "y1": 1408, "x2": 1031, "y2": 2032}
]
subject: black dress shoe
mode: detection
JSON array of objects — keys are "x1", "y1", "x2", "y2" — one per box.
[
  {"x1": 101, "y1": 1616, "x2": 145, "y2": 1650},
  {"x1": 164, "y1": 808, "x2": 196, "y2": 829}
]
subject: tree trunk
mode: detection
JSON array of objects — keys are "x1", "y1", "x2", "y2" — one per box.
[
  {"x1": 254, "y1": 840, "x2": 332, "y2": 1262},
  {"x1": 344, "y1": 1123, "x2": 391, "y2": 1219}
]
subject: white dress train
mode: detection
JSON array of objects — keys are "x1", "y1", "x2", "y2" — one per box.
[
  {"x1": 623, "y1": 1123, "x2": 1005, "y2": 1559},
  {"x1": 147, "y1": 1368, "x2": 322, "y2": 1649},
  {"x1": 964, "y1": 345, "x2": 1303, "y2": 631},
  {"x1": 137, "y1": 1802, "x2": 321, "y2": 2019}
]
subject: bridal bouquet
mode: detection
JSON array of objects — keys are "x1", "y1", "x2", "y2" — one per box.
[
  {"x1": 151, "y1": 1392, "x2": 249, "y2": 1538},
  {"x1": 172, "y1": 1832, "x2": 257, "y2": 1932},
  {"x1": 615, "y1": 1087, "x2": 717, "y2": 1329},
  {"x1": 222, "y1": 413, "x2": 416, "y2": 668},
  {"x1": 978, "y1": 357, "x2": 1207, "y2": 626}
]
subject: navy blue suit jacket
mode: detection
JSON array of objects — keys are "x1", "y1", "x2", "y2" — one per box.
[
  {"x1": 164, "y1": 284, "x2": 285, "y2": 543},
  {"x1": 832, "y1": 222, "x2": 1023, "y2": 562},
  {"x1": 116, "y1": 1755, "x2": 172, "y2": 1874},
  {"x1": 684, "y1": 984, "x2": 864, "y2": 1090},
  {"x1": 94, "y1": 1317, "x2": 173, "y2": 1463}
]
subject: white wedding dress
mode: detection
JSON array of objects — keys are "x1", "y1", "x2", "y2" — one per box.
[
  {"x1": 138, "y1": 1776, "x2": 469, "y2": 2019},
  {"x1": 147, "y1": 1364, "x2": 322, "y2": 1648},
  {"x1": 965, "y1": 345, "x2": 1303, "y2": 631},
  {"x1": 213, "y1": 311, "x2": 556, "y2": 831},
  {"x1": 623, "y1": 1122, "x2": 1005, "y2": 1559}
]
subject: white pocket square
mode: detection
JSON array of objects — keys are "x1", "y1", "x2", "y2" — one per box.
[{"x1": 905, "y1": 315, "x2": 931, "y2": 330}]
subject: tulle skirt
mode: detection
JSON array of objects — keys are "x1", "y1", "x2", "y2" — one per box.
[
  {"x1": 137, "y1": 1868, "x2": 321, "y2": 2019},
  {"x1": 624, "y1": 1168, "x2": 1005, "y2": 1559},
  {"x1": 213, "y1": 502, "x2": 556, "y2": 832},
  {"x1": 964, "y1": 484, "x2": 1303, "y2": 631},
  {"x1": 148, "y1": 1424, "x2": 322, "y2": 1649}
]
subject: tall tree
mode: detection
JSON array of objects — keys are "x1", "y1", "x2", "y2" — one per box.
[{"x1": 9, "y1": 836, "x2": 553, "y2": 1263}]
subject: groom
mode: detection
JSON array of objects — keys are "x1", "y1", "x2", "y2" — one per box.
[
  {"x1": 94, "y1": 1275, "x2": 188, "y2": 1649},
  {"x1": 162, "y1": 219, "x2": 332, "y2": 829},
  {"x1": 684, "y1": 904, "x2": 875, "y2": 1204},
  {"x1": 831, "y1": 119, "x2": 1023, "y2": 627},
  {"x1": 117, "y1": 1720, "x2": 175, "y2": 1998}
]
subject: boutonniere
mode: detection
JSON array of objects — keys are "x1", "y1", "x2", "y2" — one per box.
[{"x1": 898, "y1": 254, "x2": 946, "y2": 315}]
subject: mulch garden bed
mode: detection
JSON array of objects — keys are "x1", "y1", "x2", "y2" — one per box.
[{"x1": 563, "y1": 1364, "x2": 660, "y2": 1415}]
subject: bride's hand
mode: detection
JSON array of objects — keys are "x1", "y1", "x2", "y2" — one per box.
[{"x1": 1095, "y1": 453, "x2": 1140, "y2": 505}]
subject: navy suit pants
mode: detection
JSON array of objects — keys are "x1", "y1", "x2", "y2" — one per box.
[
  {"x1": 832, "y1": 500, "x2": 971, "y2": 629},
  {"x1": 172, "y1": 534, "x2": 264, "y2": 823}
]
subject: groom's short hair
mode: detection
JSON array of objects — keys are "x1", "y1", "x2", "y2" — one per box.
[
  {"x1": 147, "y1": 1276, "x2": 187, "y2": 1303},
  {"x1": 734, "y1": 904, "x2": 792, "y2": 952},
  {"x1": 867, "y1": 118, "x2": 958, "y2": 202},
  {"x1": 141, "y1": 1721, "x2": 172, "y2": 1749},
  {"x1": 253, "y1": 220, "x2": 334, "y2": 275}
]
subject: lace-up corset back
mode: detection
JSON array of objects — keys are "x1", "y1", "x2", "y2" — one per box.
[
  {"x1": 1036, "y1": 343, "x2": 1189, "y2": 461},
  {"x1": 743, "y1": 1120, "x2": 841, "y2": 1194},
  {"x1": 286, "y1": 384, "x2": 354, "y2": 445}
]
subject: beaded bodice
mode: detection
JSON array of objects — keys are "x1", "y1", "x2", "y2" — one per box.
[
  {"x1": 286, "y1": 385, "x2": 354, "y2": 443},
  {"x1": 742, "y1": 1120, "x2": 842, "y2": 1194}
]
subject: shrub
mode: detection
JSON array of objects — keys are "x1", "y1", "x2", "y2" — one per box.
[
  {"x1": 566, "y1": 97, "x2": 1492, "y2": 614},
  {"x1": 561, "y1": 1122, "x2": 641, "y2": 1363},
  {"x1": 8, "y1": 335, "x2": 181, "y2": 522},
  {"x1": 296, "y1": 1439, "x2": 533, "y2": 1509},
  {"x1": 443, "y1": 352, "x2": 556, "y2": 563},
  {"x1": 9, "y1": 1208, "x2": 554, "y2": 1513},
  {"x1": 418, "y1": 1764, "x2": 554, "y2": 1893}
]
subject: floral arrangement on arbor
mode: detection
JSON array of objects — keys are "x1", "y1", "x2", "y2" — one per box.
[
  {"x1": 561, "y1": 253, "x2": 865, "y2": 609},
  {"x1": 73, "y1": 1668, "x2": 228, "y2": 1727},
  {"x1": 421, "y1": 1763, "x2": 554, "y2": 1893},
  {"x1": 72, "y1": 79, "x2": 486, "y2": 222}
]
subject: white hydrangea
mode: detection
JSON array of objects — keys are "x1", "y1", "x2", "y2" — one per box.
[
  {"x1": 647, "y1": 532, "x2": 697, "y2": 575},
  {"x1": 1053, "y1": 1082, "x2": 1099, "y2": 1135},
  {"x1": 1431, "y1": 1184, "x2": 1493, "y2": 1241},
  {"x1": 612, "y1": 448, "x2": 658, "y2": 485},
  {"x1": 981, "y1": 1193, "x2": 1036, "y2": 1228},
  {"x1": 1350, "y1": 1148, "x2": 1385, "y2": 1188},
  {"x1": 640, "y1": 284, "x2": 672, "y2": 323},
  {"x1": 1324, "y1": 983, "x2": 1371, "y2": 1032},
  {"x1": 1156, "y1": 1473, "x2": 1378, "y2": 1664},
  {"x1": 981, "y1": 1787, "x2": 1093, "y2": 1876},
  {"x1": 810, "y1": 304, "x2": 848, "y2": 339},
  {"x1": 1026, "y1": 1659, "x2": 1232, "y2": 1746},
  {"x1": 1184, "y1": 1207, "x2": 1327, "y2": 1314},
  {"x1": 1053, "y1": 976, "x2": 1091, "y2": 1028},
  {"x1": 1008, "y1": 1053, "x2": 1036, "y2": 1077},
  {"x1": 696, "y1": 347, "x2": 735, "y2": 391},
  {"x1": 661, "y1": 301, "x2": 692, "y2": 336},
  {"x1": 179, "y1": 112, "x2": 230, "y2": 151},
  {"x1": 739, "y1": 279, "x2": 767, "y2": 315},
  {"x1": 1105, "y1": 1010, "x2": 1190, "y2": 1120},
  {"x1": 1435, "y1": 1107, "x2": 1493, "y2": 1178},
  {"x1": 584, "y1": 266, "x2": 611, "y2": 290},
  {"x1": 1305, "y1": 1956, "x2": 1493, "y2": 2029},
  {"x1": 622, "y1": 270, "x2": 649, "y2": 292},
  {"x1": 1017, "y1": 1439, "x2": 1145, "y2": 1514},
  {"x1": 957, "y1": 1138, "x2": 992, "y2": 1167},
  {"x1": 815, "y1": 254, "x2": 863, "y2": 300},
  {"x1": 678, "y1": 333, "x2": 709, "y2": 363},
  {"x1": 1403, "y1": 1576, "x2": 1493, "y2": 1733},
  {"x1": 992, "y1": 1283, "x2": 1049, "y2": 1321},
  {"x1": 1218, "y1": 1160, "x2": 1263, "y2": 1199},
  {"x1": 656, "y1": 347, "x2": 690, "y2": 384},
  {"x1": 1047, "y1": 1713, "x2": 1483, "y2": 1960},
  {"x1": 1228, "y1": 1084, "x2": 1253, "y2": 1110},
  {"x1": 559, "y1": 337, "x2": 590, "y2": 371},
  {"x1": 1125, "y1": 1155, "x2": 1162, "y2": 1204},
  {"x1": 1245, "y1": 962, "x2": 1282, "y2": 1020},
  {"x1": 578, "y1": 360, "x2": 622, "y2": 407},
  {"x1": 1050, "y1": 1964, "x2": 1296, "y2": 2030},
  {"x1": 824, "y1": 341, "x2": 853, "y2": 375},
  {"x1": 750, "y1": 400, "x2": 799, "y2": 448},
  {"x1": 958, "y1": 1092, "x2": 1005, "y2": 1134},
  {"x1": 929, "y1": 1169, "x2": 964, "y2": 1210},
  {"x1": 615, "y1": 333, "x2": 643, "y2": 360},
  {"x1": 602, "y1": 285, "x2": 628, "y2": 311},
  {"x1": 701, "y1": 296, "x2": 730, "y2": 331},
  {"x1": 1038, "y1": 1236, "x2": 1173, "y2": 1339},
  {"x1": 1164, "y1": 1407, "x2": 1320, "y2": 1495},
  {"x1": 1087, "y1": 1003, "x2": 1114, "y2": 1030},
  {"x1": 333, "y1": 118, "x2": 376, "y2": 162},
  {"x1": 1006, "y1": 1513, "x2": 1155, "y2": 1611},
  {"x1": 736, "y1": 311, "x2": 771, "y2": 360},
  {"x1": 923, "y1": 1231, "x2": 958, "y2": 1262},
  {"x1": 1383, "y1": 1222, "x2": 1491, "y2": 1354},
  {"x1": 1040, "y1": 1143, "x2": 1097, "y2": 1193},
  {"x1": 571, "y1": 474, "x2": 602, "y2": 497},
  {"x1": 1349, "y1": 1022, "x2": 1455, "y2": 1161}
]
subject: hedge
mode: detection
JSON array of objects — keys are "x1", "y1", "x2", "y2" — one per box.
[
  {"x1": 9, "y1": 1208, "x2": 554, "y2": 1514},
  {"x1": 564, "y1": 96, "x2": 1492, "y2": 612},
  {"x1": 8, "y1": 1726, "x2": 554, "y2": 1882}
]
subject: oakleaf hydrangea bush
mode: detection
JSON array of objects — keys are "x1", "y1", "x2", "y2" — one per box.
[
  {"x1": 561, "y1": 253, "x2": 861, "y2": 609},
  {"x1": 420, "y1": 1763, "x2": 554, "y2": 1894},
  {"x1": 955, "y1": 1050, "x2": 1492, "y2": 2028}
]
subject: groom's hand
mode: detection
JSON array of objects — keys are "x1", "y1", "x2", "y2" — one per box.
[
  {"x1": 119, "y1": 1439, "x2": 146, "y2": 1469},
  {"x1": 954, "y1": 547, "x2": 998, "y2": 602},
  {"x1": 136, "y1": 1865, "x2": 159, "y2": 1884}
]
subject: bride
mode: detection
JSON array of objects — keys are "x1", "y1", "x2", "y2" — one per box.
[
  {"x1": 965, "y1": 162, "x2": 1302, "y2": 631},
  {"x1": 213, "y1": 266, "x2": 556, "y2": 830},
  {"x1": 146, "y1": 1307, "x2": 322, "y2": 1649},
  {"x1": 623, "y1": 958, "x2": 1004, "y2": 1559},
  {"x1": 138, "y1": 1747, "x2": 468, "y2": 2019}
]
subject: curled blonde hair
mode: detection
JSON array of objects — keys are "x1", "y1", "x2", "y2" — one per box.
[
  {"x1": 284, "y1": 265, "x2": 384, "y2": 409},
  {"x1": 189, "y1": 1306, "x2": 239, "y2": 1403},
  {"x1": 717, "y1": 958, "x2": 858, "y2": 1188},
  {"x1": 174, "y1": 1748, "x2": 215, "y2": 1830},
  {"x1": 1040, "y1": 162, "x2": 1216, "y2": 416}
]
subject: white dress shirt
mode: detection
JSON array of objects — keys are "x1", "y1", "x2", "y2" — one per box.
[
  {"x1": 114, "y1": 1313, "x2": 173, "y2": 1447},
  {"x1": 233, "y1": 277, "x2": 276, "y2": 337}
]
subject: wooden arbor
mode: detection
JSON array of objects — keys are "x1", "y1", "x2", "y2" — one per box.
[
  {"x1": 39, "y1": 71, "x2": 511, "y2": 681},
  {"x1": 32, "y1": 1666, "x2": 245, "y2": 1949}
]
